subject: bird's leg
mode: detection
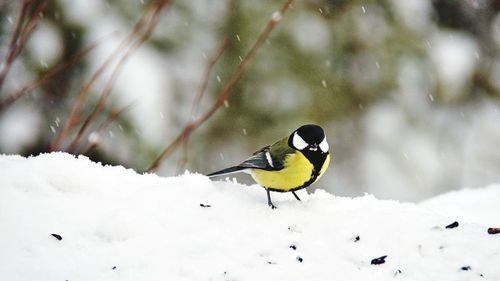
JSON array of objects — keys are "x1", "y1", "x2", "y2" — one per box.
[
  {"x1": 292, "y1": 191, "x2": 301, "y2": 201},
  {"x1": 266, "y1": 189, "x2": 277, "y2": 209}
]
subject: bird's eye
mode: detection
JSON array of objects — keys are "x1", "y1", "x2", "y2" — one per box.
[
  {"x1": 319, "y1": 137, "x2": 329, "y2": 153},
  {"x1": 292, "y1": 132, "x2": 308, "y2": 150}
]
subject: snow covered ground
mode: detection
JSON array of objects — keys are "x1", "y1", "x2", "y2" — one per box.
[{"x1": 0, "y1": 153, "x2": 499, "y2": 281}]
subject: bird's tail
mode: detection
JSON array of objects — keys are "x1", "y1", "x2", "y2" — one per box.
[{"x1": 207, "y1": 166, "x2": 247, "y2": 177}]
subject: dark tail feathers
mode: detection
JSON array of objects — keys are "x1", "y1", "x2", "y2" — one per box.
[{"x1": 207, "y1": 166, "x2": 247, "y2": 177}]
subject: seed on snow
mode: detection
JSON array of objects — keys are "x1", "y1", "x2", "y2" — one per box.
[
  {"x1": 393, "y1": 269, "x2": 402, "y2": 277},
  {"x1": 51, "y1": 233, "x2": 63, "y2": 241},
  {"x1": 487, "y1": 227, "x2": 500, "y2": 234},
  {"x1": 371, "y1": 255, "x2": 387, "y2": 265}
]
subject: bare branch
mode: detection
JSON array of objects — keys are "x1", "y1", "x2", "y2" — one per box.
[
  {"x1": 147, "y1": 0, "x2": 294, "y2": 173},
  {"x1": 14, "y1": 0, "x2": 50, "y2": 58},
  {"x1": 176, "y1": 37, "x2": 230, "y2": 172},
  {"x1": 80, "y1": 104, "x2": 133, "y2": 155},
  {"x1": 50, "y1": 0, "x2": 173, "y2": 151},
  {"x1": 66, "y1": 1, "x2": 171, "y2": 153},
  {"x1": 190, "y1": 37, "x2": 230, "y2": 119},
  {"x1": 0, "y1": 0, "x2": 32, "y2": 91},
  {"x1": 0, "y1": 32, "x2": 116, "y2": 113},
  {"x1": 0, "y1": 0, "x2": 50, "y2": 92}
]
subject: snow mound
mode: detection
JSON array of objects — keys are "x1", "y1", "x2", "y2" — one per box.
[
  {"x1": 0, "y1": 153, "x2": 499, "y2": 281},
  {"x1": 421, "y1": 185, "x2": 500, "y2": 226}
]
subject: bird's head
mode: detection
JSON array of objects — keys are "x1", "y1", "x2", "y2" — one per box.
[{"x1": 288, "y1": 124, "x2": 329, "y2": 154}]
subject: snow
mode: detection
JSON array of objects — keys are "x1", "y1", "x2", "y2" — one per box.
[
  {"x1": 0, "y1": 153, "x2": 499, "y2": 281},
  {"x1": 421, "y1": 185, "x2": 500, "y2": 226}
]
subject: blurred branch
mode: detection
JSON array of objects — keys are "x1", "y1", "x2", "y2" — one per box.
[
  {"x1": 80, "y1": 104, "x2": 133, "y2": 155},
  {"x1": 50, "y1": 0, "x2": 172, "y2": 151},
  {"x1": 0, "y1": 0, "x2": 50, "y2": 92},
  {"x1": 176, "y1": 37, "x2": 230, "y2": 172},
  {"x1": 147, "y1": 0, "x2": 294, "y2": 173},
  {"x1": 0, "y1": 33, "x2": 115, "y2": 114},
  {"x1": 66, "y1": 1, "x2": 171, "y2": 153},
  {"x1": 15, "y1": 0, "x2": 50, "y2": 57},
  {"x1": 190, "y1": 37, "x2": 230, "y2": 119}
]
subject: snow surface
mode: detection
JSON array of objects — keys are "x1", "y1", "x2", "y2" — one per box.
[{"x1": 0, "y1": 153, "x2": 499, "y2": 281}]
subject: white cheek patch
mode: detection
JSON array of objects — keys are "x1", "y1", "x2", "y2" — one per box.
[
  {"x1": 293, "y1": 132, "x2": 308, "y2": 150},
  {"x1": 319, "y1": 137, "x2": 329, "y2": 153}
]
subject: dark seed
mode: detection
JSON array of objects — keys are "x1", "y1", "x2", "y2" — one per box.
[
  {"x1": 353, "y1": 235, "x2": 360, "y2": 242},
  {"x1": 461, "y1": 266, "x2": 471, "y2": 271},
  {"x1": 112, "y1": 266, "x2": 117, "y2": 270},
  {"x1": 199, "y1": 203, "x2": 211, "y2": 208},
  {"x1": 487, "y1": 228, "x2": 500, "y2": 235},
  {"x1": 51, "y1": 233, "x2": 63, "y2": 241},
  {"x1": 479, "y1": 273, "x2": 484, "y2": 277},
  {"x1": 394, "y1": 269, "x2": 402, "y2": 277},
  {"x1": 289, "y1": 245, "x2": 297, "y2": 250},
  {"x1": 445, "y1": 221, "x2": 459, "y2": 229},
  {"x1": 371, "y1": 255, "x2": 387, "y2": 265},
  {"x1": 296, "y1": 256, "x2": 303, "y2": 263}
]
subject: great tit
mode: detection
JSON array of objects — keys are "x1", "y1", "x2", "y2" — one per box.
[{"x1": 207, "y1": 124, "x2": 330, "y2": 208}]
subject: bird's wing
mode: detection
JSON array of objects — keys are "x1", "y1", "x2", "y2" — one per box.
[
  {"x1": 207, "y1": 136, "x2": 295, "y2": 177},
  {"x1": 236, "y1": 146, "x2": 277, "y2": 171},
  {"x1": 239, "y1": 137, "x2": 295, "y2": 171}
]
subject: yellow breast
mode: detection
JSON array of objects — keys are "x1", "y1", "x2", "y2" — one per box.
[{"x1": 251, "y1": 153, "x2": 330, "y2": 192}]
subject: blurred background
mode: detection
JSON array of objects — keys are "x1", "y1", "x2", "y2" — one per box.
[{"x1": 1, "y1": 0, "x2": 499, "y2": 202}]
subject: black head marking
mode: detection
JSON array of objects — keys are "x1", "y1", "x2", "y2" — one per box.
[
  {"x1": 288, "y1": 125, "x2": 329, "y2": 183},
  {"x1": 288, "y1": 124, "x2": 325, "y2": 150},
  {"x1": 297, "y1": 124, "x2": 325, "y2": 145}
]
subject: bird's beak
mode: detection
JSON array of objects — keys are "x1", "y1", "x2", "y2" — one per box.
[{"x1": 309, "y1": 144, "x2": 318, "y2": 151}]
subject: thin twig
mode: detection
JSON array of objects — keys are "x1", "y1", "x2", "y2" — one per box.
[
  {"x1": 79, "y1": 104, "x2": 134, "y2": 155},
  {"x1": 147, "y1": 0, "x2": 294, "y2": 172},
  {"x1": 50, "y1": 0, "x2": 172, "y2": 151},
  {"x1": 190, "y1": 37, "x2": 230, "y2": 119},
  {"x1": 0, "y1": 0, "x2": 50, "y2": 91},
  {"x1": 0, "y1": 32, "x2": 115, "y2": 113},
  {"x1": 176, "y1": 37, "x2": 230, "y2": 173},
  {"x1": 0, "y1": 0, "x2": 31, "y2": 91},
  {"x1": 14, "y1": 0, "x2": 50, "y2": 58},
  {"x1": 66, "y1": 1, "x2": 171, "y2": 153}
]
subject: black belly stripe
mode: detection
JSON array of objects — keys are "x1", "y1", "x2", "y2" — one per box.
[{"x1": 266, "y1": 151, "x2": 328, "y2": 193}]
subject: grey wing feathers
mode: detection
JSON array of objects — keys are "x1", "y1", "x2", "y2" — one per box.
[
  {"x1": 207, "y1": 166, "x2": 247, "y2": 177},
  {"x1": 238, "y1": 147, "x2": 283, "y2": 171},
  {"x1": 207, "y1": 146, "x2": 283, "y2": 177}
]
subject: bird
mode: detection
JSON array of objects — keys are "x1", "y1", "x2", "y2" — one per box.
[{"x1": 207, "y1": 124, "x2": 330, "y2": 208}]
